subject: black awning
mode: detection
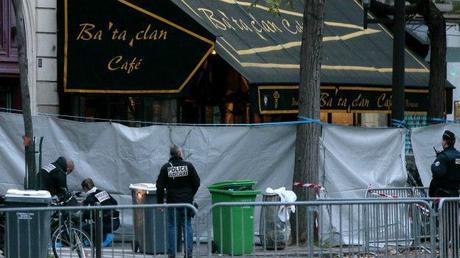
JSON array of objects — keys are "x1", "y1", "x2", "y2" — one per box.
[
  {"x1": 172, "y1": 0, "x2": 430, "y2": 87},
  {"x1": 58, "y1": 0, "x2": 214, "y2": 94}
]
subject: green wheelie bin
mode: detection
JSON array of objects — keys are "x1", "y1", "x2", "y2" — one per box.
[{"x1": 208, "y1": 180, "x2": 260, "y2": 256}]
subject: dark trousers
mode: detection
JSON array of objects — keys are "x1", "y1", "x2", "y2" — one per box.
[
  {"x1": 167, "y1": 208, "x2": 193, "y2": 257},
  {"x1": 83, "y1": 218, "x2": 120, "y2": 240}
]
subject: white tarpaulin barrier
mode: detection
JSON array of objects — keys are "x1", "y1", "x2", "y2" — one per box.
[
  {"x1": 0, "y1": 112, "x2": 297, "y2": 237},
  {"x1": 0, "y1": 112, "x2": 296, "y2": 210},
  {"x1": 319, "y1": 125, "x2": 408, "y2": 245},
  {"x1": 0, "y1": 112, "x2": 409, "y2": 241},
  {"x1": 411, "y1": 123, "x2": 458, "y2": 186}
]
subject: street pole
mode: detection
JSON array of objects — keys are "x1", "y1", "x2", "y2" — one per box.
[
  {"x1": 11, "y1": 0, "x2": 36, "y2": 189},
  {"x1": 392, "y1": 0, "x2": 406, "y2": 124},
  {"x1": 95, "y1": 209, "x2": 102, "y2": 258}
]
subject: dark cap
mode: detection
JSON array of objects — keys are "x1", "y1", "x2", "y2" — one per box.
[{"x1": 443, "y1": 130, "x2": 456, "y2": 141}]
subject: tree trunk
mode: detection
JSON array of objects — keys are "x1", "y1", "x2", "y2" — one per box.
[
  {"x1": 290, "y1": 0, "x2": 325, "y2": 244},
  {"x1": 11, "y1": 0, "x2": 35, "y2": 189},
  {"x1": 421, "y1": 1, "x2": 447, "y2": 120},
  {"x1": 370, "y1": 0, "x2": 447, "y2": 120},
  {"x1": 391, "y1": 0, "x2": 406, "y2": 123}
]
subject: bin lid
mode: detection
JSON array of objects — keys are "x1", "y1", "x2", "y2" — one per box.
[
  {"x1": 5, "y1": 189, "x2": 52, "y2": 203},
  {"x1": 129, "y1": 183, "x2": 156, "y2": 191},
  {"x1": 208, "y1": 188, "x2": 261, "y2": 196},
  {"x1": 207, "y1": 180, "x2": 257, "y2": 190},
  {"x1": 6, "y1": 189, "x2": 51, "y2": 198}
]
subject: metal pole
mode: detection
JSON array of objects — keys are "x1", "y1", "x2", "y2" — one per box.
[
  {"x1": 392, "y1": 0, "x2": 406, "y2": 124},
  {"x1": 95, "y1": 209, "x2": 103, "y2": 258},
  {"x1": 36, "y1": 137, "x2": 44, "y2": 190},
  {"x1": 363, "y1": 0, "x2": 369, "y2": 30},
  {"x1": 23, "y1": 138, "x2": 36, "y2": 190}
]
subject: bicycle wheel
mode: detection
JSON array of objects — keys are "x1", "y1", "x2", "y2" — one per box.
[{"x1": 52, "y1": 225, "x2": 93, "y2": 258}]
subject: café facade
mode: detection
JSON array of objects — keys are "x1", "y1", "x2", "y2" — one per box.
[{"x1": 57, "y1": 0, "x2": 452, "y2": 126}]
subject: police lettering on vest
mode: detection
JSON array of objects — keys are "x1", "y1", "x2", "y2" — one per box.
[
  {"x1": 42, "y1": 163, "x2": 56, "y2": 173},
  {"x1": 95, "y1": 191, "x2": 110, "y2": 203},
  {"x1": 167, "y1": 165, "x2": 189, "y2": 179}
]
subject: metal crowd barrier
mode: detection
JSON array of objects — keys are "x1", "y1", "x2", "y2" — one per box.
[
  {"x1": 0, "y1": 203, "x2": 198, "y2": 258},
  {"x1": 438, "y1": 198, "x2": 460, "y2": 258},
  {"x1": 366, "y1": 186, "x2": 436, "y2": 254},
  {"x1": 208, "y1": 199, "x2": 436, "y2": 258},
  {"x1": 0, "y1": 197, "x2": 454, "y2": 258},
  {"x1": 366, "y1": 187, "x2": 414, "y2": 199},
  {"x1": 366, "y1": 186, "x2": 430, "y2": 199},
  {"x1": 413, "y1": 187, "x2": 430, "y2": 198}
]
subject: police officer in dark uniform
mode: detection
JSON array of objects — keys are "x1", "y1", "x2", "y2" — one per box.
[
  {"x1": 156, "y1": 145, "x2": 200, "y2": 258},
  {"x1": 39, "y1": 157, "x2": 74, "y2": 200},
  {"x1": 430, "y1": 130, "x2": 460, "y2": 197},
  {"x1": 81, "y1": 178, "x2": 120, "y2": 245},
  {"x1": 430, "y1": 130, "x2": 460, "y2": 258}
]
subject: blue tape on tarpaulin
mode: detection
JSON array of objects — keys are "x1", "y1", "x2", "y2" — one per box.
[
  {"x1": 391, "y1": 119, "x2": 407, "y2": 128},
  {"x1": 430, "y1": 118, "x2": 455, "y2": 124},
  {"x1": 297, "y1": 115, "x2": 326, "y2": 125},
  {"x1": 207, "y1": 116, "x2": 324, "y2": 127},
  {"x1": 0, "y1": 107, "x2": 326, "y2": 127}
]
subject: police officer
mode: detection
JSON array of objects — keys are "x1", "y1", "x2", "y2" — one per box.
[
  {"x1": 156, "y1": 145, "x2": 200, "y2": 258},
  {"x1": 430, "y1": 130, "x2": 460, "y2": 258},
  {"x1": 39, "y1": 157, "x2": 74, "y2": 200},
  {"x1": 81, "y1": 178, "x2": 120, "y2": 245},
  {"x1": 430, "y1": 130, "x2": 460, "y2": 197}
]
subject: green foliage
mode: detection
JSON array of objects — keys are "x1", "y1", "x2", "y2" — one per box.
[
  {"x1": 266, "y1": 0, "x2": 282, "y2": 13},
  {"x1": 454, "y1": 1, "x2": 460, "y2": 13},
  {"x1": 251, "y1": 0, "x2": 294, "y2": 15}
]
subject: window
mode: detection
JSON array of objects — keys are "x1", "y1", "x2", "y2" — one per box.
[
  {"x1": 332, "y1": 113, "x2": 354, "y2": 126},
  {"x1": 321, "y1": 112, "x2": 363, "y2": 126},
  {"x1": 0, "y1": 0, "x2": 4, "y2": 51},
  {"x1": 9, "y1": 2, "x2": 16, "y2": 48},
  {"x1": 0, "y1": 78, "x2": 21, "y2": 111},
  {"x1": 0, "y1": 85, "x2": 12, "y2": 108},
  {"x1": 455, "y1": 101, "x2": 460, "y2": 121},
  {"x1": 361, "y1": 113, "x2": 388, "y2": 127},
  {"x1": 0, "y1": 0, "x2": 18, "y2": 62}
]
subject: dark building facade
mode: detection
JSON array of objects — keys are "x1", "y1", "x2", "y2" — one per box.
[
  {"x1": 0, "y1": 0, "x2": 21, "y2": 111},
  {"x1": 57, "y1": 0, "x2": 453, "y2": 126}
]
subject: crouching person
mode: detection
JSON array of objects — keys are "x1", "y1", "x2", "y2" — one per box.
[{"x1": 81, "y1": 178, "x2": 120, "y2": 246}]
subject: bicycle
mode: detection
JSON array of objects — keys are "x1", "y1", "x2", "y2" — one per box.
[{"x1": 50, "y1": 192, "x2": 94, "y2": 258}]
